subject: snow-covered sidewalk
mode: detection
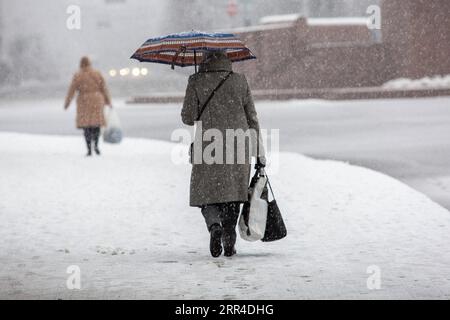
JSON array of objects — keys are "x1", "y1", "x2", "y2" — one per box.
[{"x1": 1, "y1": 133, "x2": 450, "y2": 299}]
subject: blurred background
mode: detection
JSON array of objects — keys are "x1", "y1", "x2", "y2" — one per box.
[{"x1": 0, "y1": 0, "x2": 379, "y2": 98}]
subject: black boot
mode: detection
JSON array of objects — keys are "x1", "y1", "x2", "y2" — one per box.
[
  {"x1": 209, "y1": 224, "x2": 223, "y2": 258},
  {"x1": 223, "y1": 229, "x2": 237, "y2": 257},
  {"x1": 93, "y1": 128, "x2": 100, "y2": 155},
  {"x1": 84, "y1": 128, "x2": 93, "y2": 157},
  {"x1": 222, "y1": 203, "x2": 239, "y2": 257}
]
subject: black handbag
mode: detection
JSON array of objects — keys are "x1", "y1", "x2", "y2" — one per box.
[{"x1": 261, "y1": 172, "x2": 287, "y2": 242}]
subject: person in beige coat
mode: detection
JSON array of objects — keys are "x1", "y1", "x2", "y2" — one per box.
[
  {"x1": 182, "y1": 51, "x2": 265, "y2": 258},
  {"x1": 64, "y1": 57, "x2": 112, "y2": 156}
]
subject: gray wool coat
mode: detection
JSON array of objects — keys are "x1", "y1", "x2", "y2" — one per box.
[{"x1": 181, "y1": 55, "x2": 263, "y2": 207}]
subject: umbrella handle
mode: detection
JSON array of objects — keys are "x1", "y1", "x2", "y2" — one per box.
[
  {"x1": 171, "y1": 46, "x2": 187, "y2": 70},
  {"x1": 194, "y1": 50, "x2": 197, "y2": 74}
]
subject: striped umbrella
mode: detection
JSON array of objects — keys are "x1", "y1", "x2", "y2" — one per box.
[{"x1": 130, "y1": 31, "x2": 256, "y2": 72}]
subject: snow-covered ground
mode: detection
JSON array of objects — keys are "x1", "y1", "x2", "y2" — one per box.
[
  {"x1": 383, "y1": 75, "x2": 450, "y2": 90},
  {"x1": 2, "y1": 97, "x2": 450, "y2": 210},
  {"x1": 1, "y1": 132, "x2": 450, "y2": 299}
]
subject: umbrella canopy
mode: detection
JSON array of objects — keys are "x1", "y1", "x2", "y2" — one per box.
[{"x1": 130, "y1": 31, "x2": 256, "y2": 70}]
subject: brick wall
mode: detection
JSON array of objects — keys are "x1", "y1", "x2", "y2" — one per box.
[
  {"x1": 233, "y1": 17, "x2": 390, "y2": 90},
  {"x1": 382, "y1": 0, "x2": 450, "y2": 78},
  {"x1": 232, "y1": 0, "x2": 450, "y2": 91}
]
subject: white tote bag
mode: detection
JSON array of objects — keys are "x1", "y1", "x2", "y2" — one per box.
[
  {"x1": 103, "y1": 107, "x2": 123, "y2": 144},
  {"x1": 239, "y1": 173, "x2": 268, "y2": 242}
]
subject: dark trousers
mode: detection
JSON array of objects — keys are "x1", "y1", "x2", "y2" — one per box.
[
  {"x1": 201, "y1": 202, "x2": 241, "y2": 247},
  {"x1": 83, "y1": 127, "x2": 100, "y2": 152}
]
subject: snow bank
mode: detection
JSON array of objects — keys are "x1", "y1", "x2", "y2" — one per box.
[
  {"x1": 259, "y1": 13, "x2": 302, "y2": 25},
  {"x1": 383, "y1": 75, "x2": 450, "y2": 90},
  {"x1": 1, "y1": 133, "x2": 450, "y2": 299},
  {"x1": 307, "y1": 17, "x2": 369, "y2": 26},
  {"x1": 258, "y1": 14, "x2": 369, "y2": 27}
]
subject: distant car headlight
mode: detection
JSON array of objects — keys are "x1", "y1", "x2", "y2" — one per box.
[
  {"x1": 132, "y1": 67, "x2": 140, "y2": 77},
  {"x1": 119, "y1": 68, "x2": 130, "y2": 76}
]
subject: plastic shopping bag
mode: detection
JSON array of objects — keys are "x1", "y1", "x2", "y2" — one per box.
[
  {"x1": 238, "y1": 170, "x2": 268, "y2": 242},
  {"x1": 103, "y1": 107, "x2": 123, "y2": 144}
]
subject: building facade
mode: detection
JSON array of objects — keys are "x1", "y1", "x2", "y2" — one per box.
[{"x1": 233, "y1": 0, "x2": 450, "y2": 91}]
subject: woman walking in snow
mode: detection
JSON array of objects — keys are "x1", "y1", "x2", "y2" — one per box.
[
  {"x1": 182, "y1": 51, "x2": 265, "y2": 258},
  {"x1": 64, "y1": 56, "x2": 112, "y2": 156}
]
